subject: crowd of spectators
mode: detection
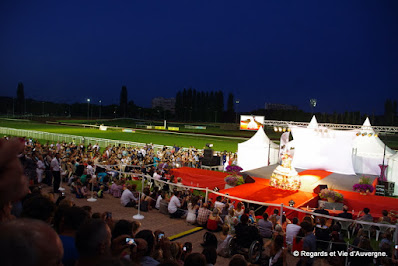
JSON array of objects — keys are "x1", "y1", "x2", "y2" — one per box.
[{"x1": 1, "y1": 136, "x2": 398, "y2": 265}]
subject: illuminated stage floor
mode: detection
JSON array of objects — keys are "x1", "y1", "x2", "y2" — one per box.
[{"x1": 243, "y1": 165, "x2": 378, "y2": 193}]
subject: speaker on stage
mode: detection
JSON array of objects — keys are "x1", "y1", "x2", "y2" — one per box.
[
  {"x1": 204, "y1": 148, "x2": 214, "y2": 159},
  {"x1": 313, "y1": 184, "x2": 328, "y2": 194},
  {"x1": 242, "y1": 173, "x2": 255, "y2": 184}
]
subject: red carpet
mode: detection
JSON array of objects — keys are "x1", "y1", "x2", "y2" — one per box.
[
  {"x1": 171, "y1": 167, "x2": 398, "y2": 219},
  {"x1": 217, "y1": 177, "x2": 317, "y2": 217},
  {"x1": 170, "y1": 167, "x2": 228, "y2": 190}
]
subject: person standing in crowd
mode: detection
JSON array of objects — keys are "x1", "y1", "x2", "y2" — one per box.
[{"x1": 51, "y1": 153, "x2": 61, "y2": 193}]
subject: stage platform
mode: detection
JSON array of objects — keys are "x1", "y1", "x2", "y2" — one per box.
[{"x1": 171, "y1": 166, "x2": 398, "y2": 220}]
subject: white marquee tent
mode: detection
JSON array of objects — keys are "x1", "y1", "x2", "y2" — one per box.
[
  {"x1": 237, "y1": 126, "x2": 279, "y2": 171},
  {"x1": 352, "y1": 117, "x2": 396, "y2": 175},
  {"x1": 290, "y1": 116, "x2": 357, "y2": 175}
]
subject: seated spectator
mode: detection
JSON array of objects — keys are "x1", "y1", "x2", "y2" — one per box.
[
  {"x1": 168, "y1": 191, "x2": 186, "y2": 218},
  {"x1": 280, "y1": 214, "x2": 291, "y2": 232},
  {"x1": 97, "y1": 185, "x2": 105, "y2": 198},
  {"x1": 235, "y1": 214, "x2": 263, "y2": 248},
  {"x1": 184, "y1": 253, "x2": 206, "y2": 266},
  {"x1": 110, "y1": 180, "x2": 123, "y2": 198},
  {"x1": 258, "y1": 212, "x2": 273, "y2": 239},
  {"x1": 315, "y1": 217, "x2": 330, "y2": 250},
  {"x1": 75, "y1": 218, "x2": 128, "y2": 266},
  {"x1": 58, "y1": 206, "x2": 90, "y2": 266},
  {"x1": 0, "y1": 218, "x2": 64, "y2": 266},
  {"x1": 202, "y1": 247, "x2": 217, "y2": 266},
  {"x1": 248, "y1": 209, "x2": 256, "y2": 224},
  {"x1": 169, "y1": 242, "x2": 184, "y2": 265},
  {"x1": 131, "y1": 220, "x2": 141, "y2": 237},
  {"x1": 268, "y1": 235, "x2": 285, "y2": 266},
  {"x1": 229, "y1": 254, "x2": 247, "y2": 266},
  {"x1": 234, "y1": 202, "x2": 244, "y2": 218},
  {"x1": 349, "y1": 236, "x2": 373, "y2": 266},
  {"x1": 197, "y1": 203, "x2": 211, "y2": 226},
  {"x1": 214, "y1": 196, "x2": 225, "y2": 211},
  {"x1": 75, "y1": 181, "x2": 88, "y2": 198},
  {"x1": 207, "y1": 208, "x2": 223, "y2": 232},
  {"x1": 357, "y1": 207, "x2": 373, "y2": 222},
  {"x1": 313, "y1": 203, "x2": 329, "y2": 216},
  {"x1": 224, "y1": 208, "x2": 238, "y2": 234},
  {"x1": 21, "y1": 194, "x2": 56, "y2": 224},
  {"x1": 186, "y1": 197, "x2": 199, "y2": 224},
  {"x1": 135, "y1": 229, "x2": 170, "y2": 265},
  {"x1": 217, "y1": 224, "x2": 233, "y2": 257},
  {"x1": 378, "y1": 210, "x2": 391, "y2": 223},
  {"x1": 112, "y1": 219, "x2": 133, "y2": 240},
  {"x1": 270, "y1": 209, "x2": 280, "y2": 222},
  {"x1": 292, "y1": 228, "x2": 305, "y2": 253},
  {"x1": 337, "y1": 205, "x2": 353, "y2": 220},
  {"x1": 121, "y1": 184, "x2": 138, "y2": 207},
  {"x1": 286, "y1": 217, "x2": 301, "y2": 246},
  {"x1": 155, "y1": 191, "x2": 166, "y2": 210}
]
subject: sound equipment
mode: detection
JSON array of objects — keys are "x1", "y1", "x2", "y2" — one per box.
[
  {"x1": 242, "y1": 173, "x2": 255, "y2": 184},
  {"x1": 201, "y1": 156, "x2": 221, "y2": 166},
  {"x1": 313, "y1": 184, "x2": 328, "y2": 194},
  {"x1": 204, "y1": 148, "x2": 214, "y2": 159},
  {"x1": 376, "y1": 181, "x2": 395, "y2": 196}
]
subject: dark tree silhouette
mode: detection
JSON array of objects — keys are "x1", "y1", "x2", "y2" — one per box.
[
  {"x1": 119, "y1": 85, "x2": 128, "y2": 117},
  {"x1": 16, "y1": 82, "x2": 25, "y2": 114}
]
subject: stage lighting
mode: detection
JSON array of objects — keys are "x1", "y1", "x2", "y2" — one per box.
[
  {"x1": 356, "y1": 132, "x2": 360, "y2": 136},
  {"x1": 368, "y1": 133, "x2": 372, "y2": 137},
  {"x1": 274, "y1": 127, "x2": 277, "y2": 132},
  {"x1": 374, "y1": 133, "x2": 379, "y2": 138},
  {"x1": 289, "y1": 199, "x2": 295, "y2": 207},
  {"x1": 282, "y1": 128, "x2": 286, "y2": 132},
  {"x1": 278, "y1": 127, "x2": 282, "y2": 132}
]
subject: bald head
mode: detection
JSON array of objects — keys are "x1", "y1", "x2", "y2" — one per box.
[{"x1": 0, "y1": 218, "x2": 63, "y2": 266}]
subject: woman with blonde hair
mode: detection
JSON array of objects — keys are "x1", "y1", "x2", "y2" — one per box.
[
  {"x1": 234, "y1": 202, "x2": 244, "y2": 217},
  {"x1": 207, "y1": 208, "x2": 223, "y2": 232}
]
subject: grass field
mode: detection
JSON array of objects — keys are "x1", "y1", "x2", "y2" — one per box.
[{"x1": 0, "y1": 119, "x2": 245, "y2": 152}]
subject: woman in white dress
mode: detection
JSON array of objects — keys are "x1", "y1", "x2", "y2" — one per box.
[{"x1": 186, "y1": 197, "x2": 199, "y2": 224}]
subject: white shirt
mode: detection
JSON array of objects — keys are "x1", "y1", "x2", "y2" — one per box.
[
  {"x1": 51, "y1": 157, "x2": 60, "y2": 171},
  {"x1": 286, "y1": 223, "x2": 301, "y2": 245},
  {"x1": 155, "y1": 195, "x2": 163, "y2": 209},
  {"x1": 214, "y1": 201, "x2": 225, "y2": 211},
  {"x1": 87, "y1": 165, "x2": 95, "y2": 176},
  {"x1": 120, "y1": 189, "x2": 138, "y2": 206},
  {"x1": 168, "y1": 195, "x2": 181, "y2": 214},
  {"x1": 153, "y1": 172, "x2": 162, "y2": 180}
]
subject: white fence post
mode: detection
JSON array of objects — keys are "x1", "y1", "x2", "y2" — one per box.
[{"x1": 205, "y1": 187, "x2": 209, "y2": 202}]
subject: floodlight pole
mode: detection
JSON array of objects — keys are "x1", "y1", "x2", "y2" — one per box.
[
  {"x1": 87, "y1": 99, "x2": 90, "y2": 120},
  {"x1": 99, "y1": 100, "x2": 102, "y2": 119}
]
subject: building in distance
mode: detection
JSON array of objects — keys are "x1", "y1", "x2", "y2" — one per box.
[
  {"x1": 265, "y1": 103, "x2": 298, "y2": 111},
  {"x1": 152, "y1": 97, "x2": 176, "y2": 114}
]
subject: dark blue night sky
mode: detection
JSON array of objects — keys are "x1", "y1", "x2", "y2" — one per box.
[{"x1": 0, "y1": 1, "x2": 397, "y2": 115}]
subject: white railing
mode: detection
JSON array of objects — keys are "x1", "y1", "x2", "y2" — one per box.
[{"x1": 0, "y1": 126, "x2": 165, "y2": 150}]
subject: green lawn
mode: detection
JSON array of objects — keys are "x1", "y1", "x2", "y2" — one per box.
[{"x1": 0, "y1": 119, "x2": 244, "y2": 152}]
